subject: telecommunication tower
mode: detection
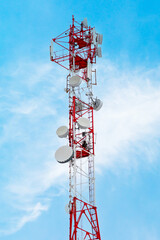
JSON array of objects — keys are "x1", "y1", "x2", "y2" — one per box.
[{"x1": 50, "y1": 16, "x2": 103, "y2": 240}]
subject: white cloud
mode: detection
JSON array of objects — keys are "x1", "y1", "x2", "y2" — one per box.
[
  {"x1": 95, "y1": 60, "x2": 160, "y2": 170},
  {"x1": 95, "y1": 84, "x2": 160, "y2": 168}
]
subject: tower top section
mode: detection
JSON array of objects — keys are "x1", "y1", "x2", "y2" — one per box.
[{"x1": 50, "y1": 15, "x2": 103, "y2": 72}]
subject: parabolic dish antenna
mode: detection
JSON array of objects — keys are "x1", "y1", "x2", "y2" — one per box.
[
  {"x1": 93, "y1": 99, "x2": 103, "y2": 111},
  {"x1": 77, "y1": 117, "x2": 90, "y2": 129},
  {"x1": 69, "y1": 75, "x2": 82, "y2": 87},
  {"x1": 55, "y1": 146, "x2": 73, "y2": 163},
  {"x1": 56, "y1": 126, "x2": 69, "y2": 138}
]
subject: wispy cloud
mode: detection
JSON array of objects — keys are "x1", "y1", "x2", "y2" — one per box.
[{"x1": 0, "y1": 202, "x2": 48, "y2": 235}]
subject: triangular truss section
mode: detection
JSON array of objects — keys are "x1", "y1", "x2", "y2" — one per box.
[{"x1": 70, "y1": 198, "x2": 101, "y2": 240}]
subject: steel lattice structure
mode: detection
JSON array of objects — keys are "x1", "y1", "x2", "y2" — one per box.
[{"x1": 51, "y1": 16, "x2": 102, "y2": 240}]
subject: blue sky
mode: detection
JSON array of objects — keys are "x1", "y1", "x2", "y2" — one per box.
[{"x1": 0, "y1": 0, "x2": 160, "y2": 240}]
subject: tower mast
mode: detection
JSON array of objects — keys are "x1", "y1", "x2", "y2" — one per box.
[{"x1": 51, "y1": 15, "x2": 103, "y2": 240}]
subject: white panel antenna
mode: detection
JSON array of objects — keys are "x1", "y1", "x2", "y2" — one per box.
[
  {"x1": 87, "y1": 59, "x2": 91, "y2": 80},
  {"x1": 97, "y1": 34, "x2": 103, "y2": 45},
  {"x1": 82, "y1": 18, "x2": 88, "y2": 28},
  {"x1": 92, "y1": 28, "x2": 97, "y2": 45},
  {"x1": 97, "y1": 47, "x2": 102, "y2": 57},
  {"x1": 65, "y1": 203, "x2": 71, "y2": 214}
]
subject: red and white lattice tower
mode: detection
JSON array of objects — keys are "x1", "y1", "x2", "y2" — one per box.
[{"x1": 50, "y1": 16, "x2": 103, "y2": 240}]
